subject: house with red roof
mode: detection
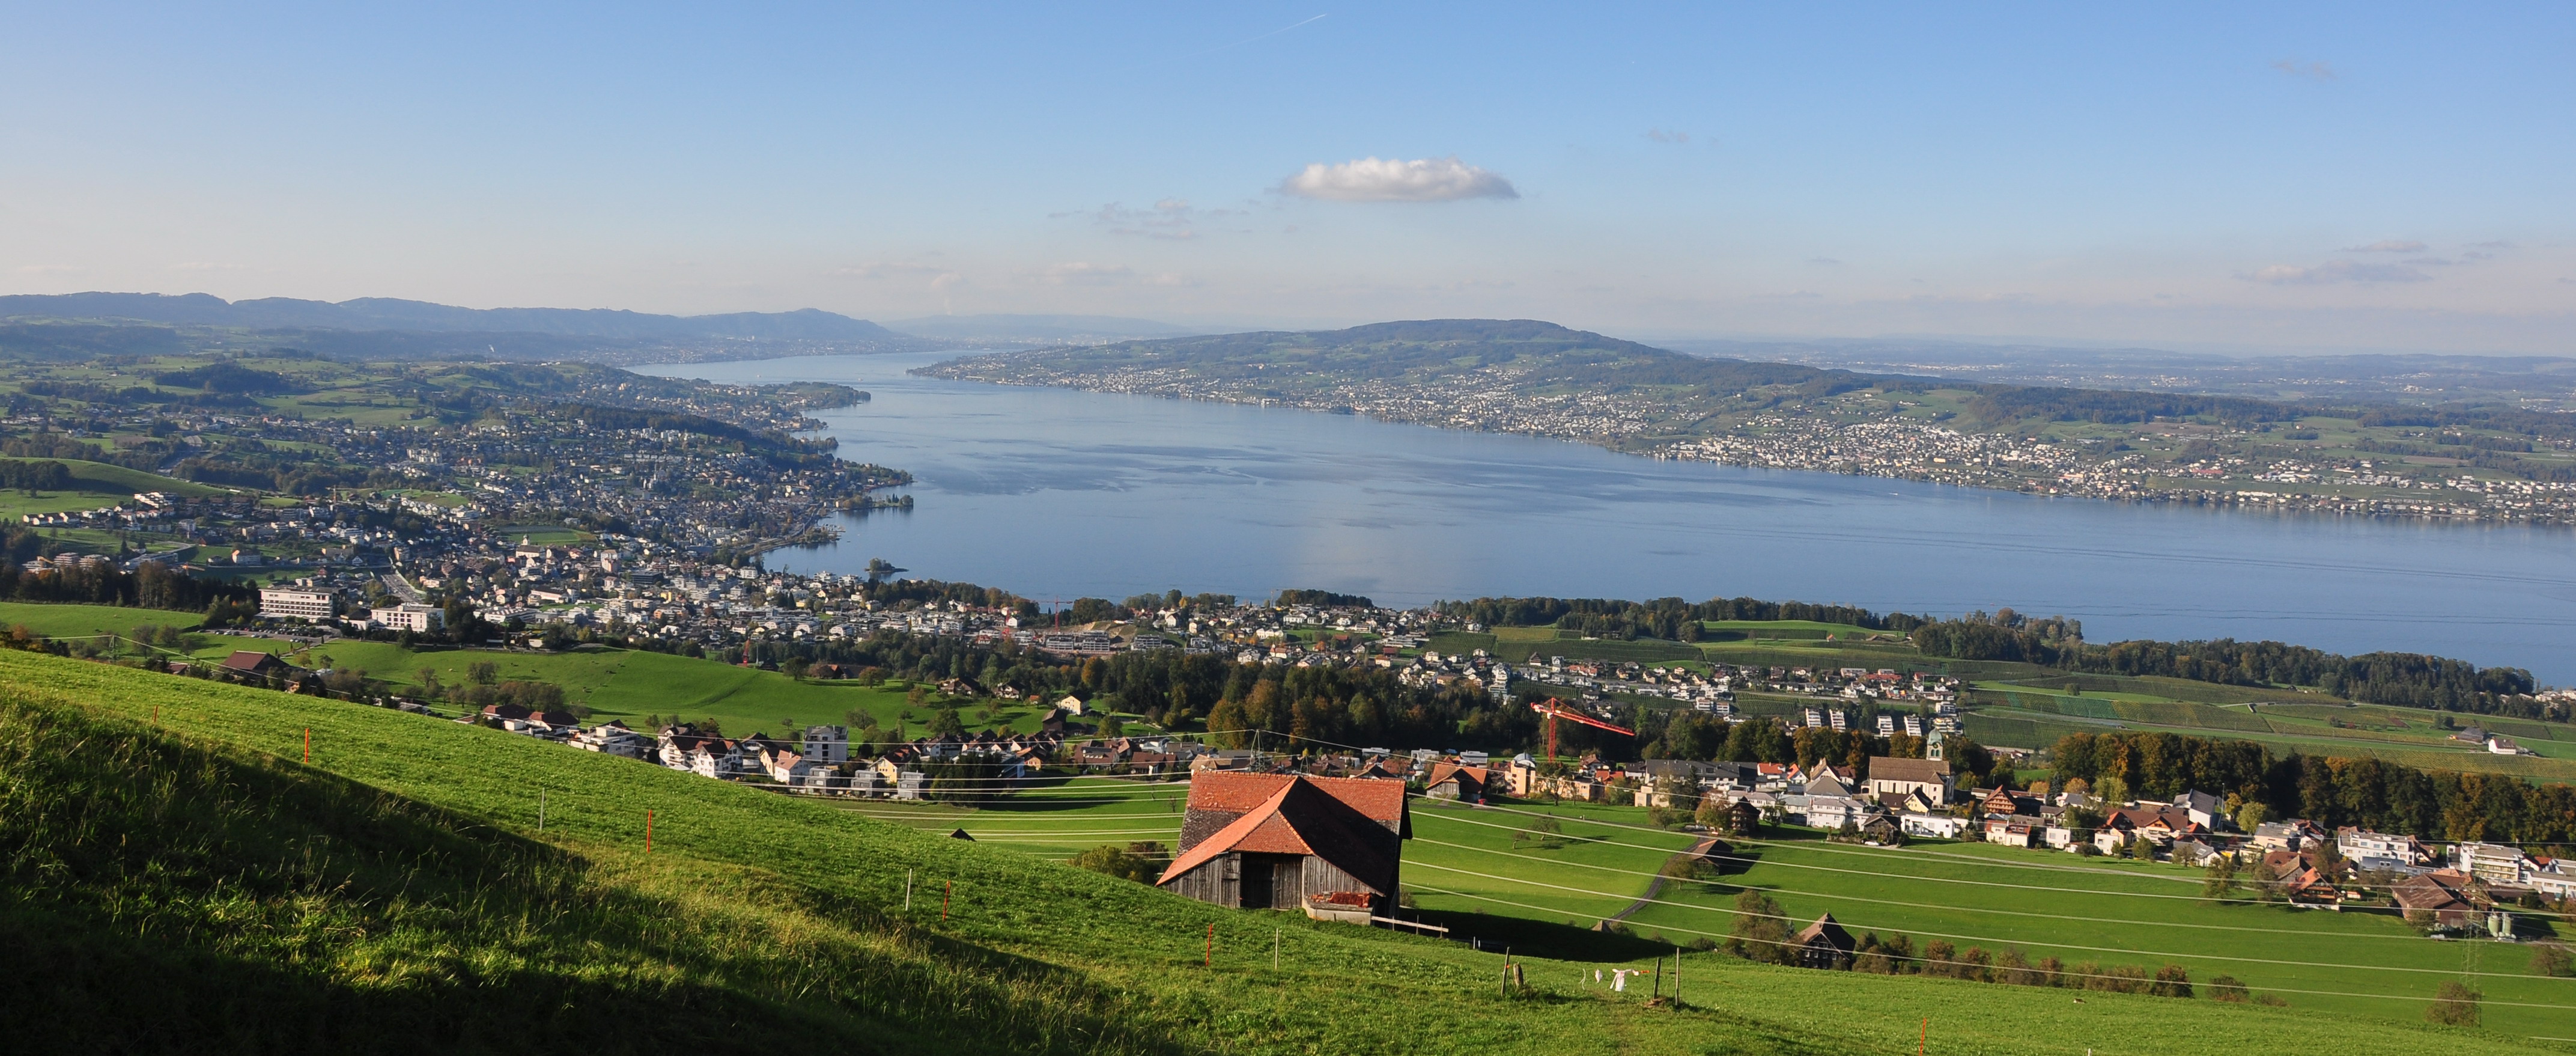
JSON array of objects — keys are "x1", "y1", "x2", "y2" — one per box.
[{"x1": 1158, "y1": 772, "x2": 1411, "y2": 913}]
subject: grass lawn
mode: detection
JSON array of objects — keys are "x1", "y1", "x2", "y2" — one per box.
[
  {"x1": 2, "y1": 649, "x2": 2564, "y2": 1054},
  {"x1": 1700, "y1": 618, "x2": 1892, "y2": 641},
  {"x1": 0, "y1": 600, "x2": 204, "y2": 639},
  {"x1": 284, "y1": 641, "x2": 1059, "y2": 740},
  {"x1": 1614, "y1": 824, "x2": 2575, "y2": 1037}
]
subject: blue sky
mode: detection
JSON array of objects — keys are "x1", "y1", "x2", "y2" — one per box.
[{"x1": 3, "y1": 2, "x2": 2570, "y2": 350}]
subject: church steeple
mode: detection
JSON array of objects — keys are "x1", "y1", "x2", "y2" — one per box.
[{"x1": 1925, "y1": 724, "x2": 1946, "y2": 762}]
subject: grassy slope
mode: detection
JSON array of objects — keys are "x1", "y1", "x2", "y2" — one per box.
[
  {"x1": 278, "y1": 641, "x2": 1055, "y2": 738},
  {"x1": 0, "y1": 600, "x2": 203, "y2": 638},
  {"x1": 1, "y1": 650, "x2": 2551, "y2": 1055}
]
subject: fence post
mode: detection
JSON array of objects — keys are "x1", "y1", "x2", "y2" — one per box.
[
  {"x1": 538, "y1": 789, "x2": 547, "y2": 832},
  {"x1": 303, "y1": 727, "x2": 311, "y2": 765},
  {"x1": 645, "y1": 809, "x2": 653, "y2": 853},
  {"x1": 943, "y1": 879, "x2": 951, "y2": 920},
  {"x1": 1205, "y1": 923, "x2": 1214, "y2": 967}
]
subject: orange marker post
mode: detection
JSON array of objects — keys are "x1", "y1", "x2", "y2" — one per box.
[
  {"x1": 1205, "y1": 923, "x2": 1214, "y2": 967},
  {"x1": 1919, "y1": 1017, "x2": 1928, "y2": 1056},
  {"x1": 645, "y1": 810, "x2": 654, "y2": 853},
  {"x1": 303, "y1": 728, "x2": 311, "y2": 765}
]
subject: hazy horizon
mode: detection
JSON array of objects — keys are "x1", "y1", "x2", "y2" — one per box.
[{"x1": 5, "y1": 4, "x2": 2571, "y2": 355}]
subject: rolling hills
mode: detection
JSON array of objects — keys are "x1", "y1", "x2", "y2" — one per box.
[{"x1": 2, "y1": 648, "x2": 2562, "y2": 1054}]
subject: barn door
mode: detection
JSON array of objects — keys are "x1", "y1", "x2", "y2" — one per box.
[{"x1": 1238, "y1": 854, "x2": 1273, "y2": 909}]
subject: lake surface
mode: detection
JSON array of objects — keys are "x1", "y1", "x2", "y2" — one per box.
[{"x1": 642, "y1": 352, "x2": 2576, "y2": 684}]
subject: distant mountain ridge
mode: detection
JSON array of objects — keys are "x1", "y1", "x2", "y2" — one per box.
[
  {"x1": 884, "y1": 313, "x2": 1204, "y2": 345},
  {"x1": 0, "y1": 291, "x2": 905, "y2": 342}
]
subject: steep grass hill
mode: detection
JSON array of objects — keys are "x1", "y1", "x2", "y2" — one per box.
[{"x1": 0, "y1": 650, "x2": 2553, "y2": 1055}]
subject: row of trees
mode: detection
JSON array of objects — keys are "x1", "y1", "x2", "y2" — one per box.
[
  {"x1": 0, "y1": 459, "x2": 73, "y2": 493},
  {"x1": 1910, "y1": 618, "x2": 2541, "y2": 717},
  {"x1": 0, "y1": 551, "x2": 253, "y2": 615},
  {"x1": 2051, "y1": 730, "x2": 2576, "y2": 844}
]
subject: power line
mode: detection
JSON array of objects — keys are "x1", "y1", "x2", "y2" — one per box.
[
  {"x1": 1409, "y1": 831, "x2": 2479, "y2": 945},
  {"x1": 1399, "y1": 856, "x2": 2562, "y2": 983},
  {"x1": 1399, "y1": 881, "x2": 2576, "y2": 1012},
  {"x1": 1412, "y1": 811, "x2": 2523, "y2": 930}
]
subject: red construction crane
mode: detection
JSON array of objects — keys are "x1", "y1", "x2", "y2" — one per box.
[{"x1": 1528, "y1": 698, "x2": 1634, "y2": 763}]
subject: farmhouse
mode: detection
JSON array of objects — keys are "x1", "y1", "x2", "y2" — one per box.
[
  {"x1": 1158, "y1": 772, "x2": 1409, "y2": 913},
  {"x1": 1793, "y1": 912, "x2": 1856, "y2": 969},
  {"x1": 1421, "y1": 762, "x2": 1488, "y2": 802},
  {"x1": 219, "y1": 650, "x2": 290, "y2": 678}
]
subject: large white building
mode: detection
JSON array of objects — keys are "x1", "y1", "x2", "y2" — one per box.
[
  {"x1": 371, "y1": 603, "x2": 445, "y2": 632},
  {"x1": 258, "y1": 588, "x2": 338, "y2": 621}
]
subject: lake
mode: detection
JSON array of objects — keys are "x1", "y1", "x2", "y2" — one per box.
[{"x1": 641, "y1": 352, "x2": 2576, "y2": 684}]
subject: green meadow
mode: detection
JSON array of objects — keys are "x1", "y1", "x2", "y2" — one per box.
[
  {"x1": 0, "y1": 600, "x2": 205, "y2": 639},
  {"x1": 816, "y1": 759, "x2": 2576, "y2": 1039},
  {"x1": 3, "y1": 647, "x2": 2556, "y2": 1055}
]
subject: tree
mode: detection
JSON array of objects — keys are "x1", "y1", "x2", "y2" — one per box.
[
  {"x1": 2092, "y1": 773, "x2": 2129, "y2": 807},
  {"x1": 1694, "y1": 795, "x2": 1731, "y2": 829},
  {"x1": 2150, "y1": 963, "x2": 2192, "y2": 998},
  {"x1": 2531, "y1": 944, "x2": 2574, "y2": 978},
  {"x1": 1069, "y1": 843, "x2": 1163, "y2": 884},
  {"x1": 929, "y1": 706, "x2": 965, "y2": 738},
  {"x1": 1725, "y1": 889, "x2": 1793, "y2": 965},
  {"x1": 468, "y1": 660, "x2": 498, "y2": 685},
  {"x1": 2424, "y1": 980, "x2": 2480, "y2": 1027},
  {"x1": 2201, "y1": 853, "x2": 2240, "y2": 902},
  {"x1": 2233, "y1": 800, "x2": 2267, "y2": 835}
]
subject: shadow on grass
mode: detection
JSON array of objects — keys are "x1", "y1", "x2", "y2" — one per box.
[
  {"x1": 1411, "y1": 910, "x2": 1673, "y2": 962},
  {"x1": 0, "y1": 689, "x2": 1194, "y2": 1056}
]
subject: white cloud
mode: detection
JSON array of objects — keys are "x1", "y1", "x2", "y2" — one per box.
[
  {"x1": 1278, "y1": 156, "x2": 1518, "y2": 202},
  {"x1": 2244, "y1": 260, "x2": 2432, "y2": 284},
  {"x1": 2271, "y1": 59, "x2": 2336, "y2": 80},
  {"x1": 2340, "y1": 239, "x2": 2424, "y2": 253},
  {"x1": 1645, "y1": 129, "x2": 1690, "y2": 144}
]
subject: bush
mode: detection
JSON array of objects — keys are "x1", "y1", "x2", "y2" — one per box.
[
  {"x1": 2150, "y1": 963, "x2": 2192, "y2": 998},
  {"x1": 2424, "y1": 980, "x2": 2480, "y2": 1027},
  {"x1": 1068, "y1": 842, "x2": 1165, "y2": 884},
  {"x1": 1724, "y1": 890, "x2": 1792, "y2": 965},
  {"x1": 2207, "y1": 975, "x2": 2250, "y2": 1003},
  {"x1": 2532, "y1": 943, "x2": 2574, "y2": 978}
]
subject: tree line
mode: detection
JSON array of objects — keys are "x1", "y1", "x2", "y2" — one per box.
[
  {"x1": 0, "y1": 549, "x2": 255, "y2": 621},
  {"x1": 0, "y1": 459, "x2": 73, "y2": 493},
  {"x1": 1909, "y1": 616, "x2": 2542, "y2": 717},
  {"x1": 2051, "y1": 730, "x2": 2576, "y2": 844}
]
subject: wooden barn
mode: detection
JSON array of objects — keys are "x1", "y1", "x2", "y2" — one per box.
[{"x1": 1157, "y1": 772, "x2": 1410, "y2": 912}]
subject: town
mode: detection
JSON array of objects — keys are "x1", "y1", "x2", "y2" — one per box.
[{"x1": 926, "y1": 335, "x2": 2576, "y2": 525}]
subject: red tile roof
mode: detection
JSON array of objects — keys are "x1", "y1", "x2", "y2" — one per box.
[
  {"x1": 1178, "y1": 771, "x2": 1405, "y2": 822},
  {"x1": 1158, "y1": 773, "x2": 1408, "y2": 896}
]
